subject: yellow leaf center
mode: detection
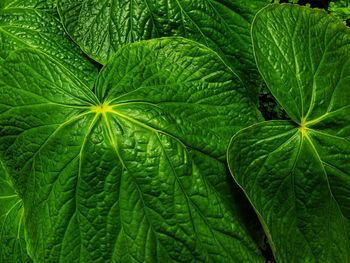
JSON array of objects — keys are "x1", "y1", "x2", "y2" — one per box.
[
  {"x1": 91, "y1": 102, "x2": 113, "y2": 114},
  {"x1": 299, "y1": 118, "x2": 308, "y2": 135}
]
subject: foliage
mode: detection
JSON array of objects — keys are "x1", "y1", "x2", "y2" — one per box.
[
  {"x1": 329, "y1": 0, "x2": 350, "y2": 22},
  {"x1": 228, "y1": 4, "x2": 350, "y2": 262},
  {"x1": 0, "y1": 38, "x2": 265, "y2": 262},
  {"x1": 0, "y1": 163, "x2": 31, "y2": 263},
  {"x1": 0, "y1": 1, "x2": 349, "y2": 263},
  {"x1": 57, "y1": 0, "x2": 269, "y2": 100},
  {"x1": 258, "y1": 83, "x2": 289, "y2": 120}
]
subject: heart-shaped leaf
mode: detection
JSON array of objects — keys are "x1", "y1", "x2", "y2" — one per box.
[
  {"x1": 228, "y1": 4, "x2": 350, "y2": 262},
  {"x1": 0, "y1": 37, "x2": 263, "y2": 262}
]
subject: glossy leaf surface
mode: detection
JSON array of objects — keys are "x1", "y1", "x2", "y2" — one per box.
[
  {"x1": 57, "y1": 0, "x2": 269, "y2": 97},
  {"x1": 228, "y1": 4, "x2": 350, "y2": 262},
  {"x1": 0, "y1": 6, "x2": 97, "y2": 87},
  {"x1": 0, "y1": 37, "x2": 263, "y2": 262}
]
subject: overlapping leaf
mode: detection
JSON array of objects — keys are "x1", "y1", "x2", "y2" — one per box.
[
  {"x1": 0, "y1": 0, "x2": 57, "y2": 15},
  {"x1": 228, "y1": 4, "x2": 350, "y2": 262},
  {"x1": 0, "y1": 4, "x2": 97, "y2": 87},
  {"x1": 0, "y1": 162, "x2": 31, "y2": 263},
  {"x1": 57, "y1": 0, "x2": 270, "y2": 97},
  {"x1": 0, "y1": 37, "x2": 263, "y2": 262}
]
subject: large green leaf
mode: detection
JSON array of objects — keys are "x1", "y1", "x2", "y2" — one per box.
[
  {"x1": 0, "y1": 6, "x2": 97, "y2": 87},
  {"x1": 0, "y1": 37, "x2": 263, "y2": 262},
  {"x1": 0, "y1": 161, "x2": 32, "y2": 262},
  {"x1": 228, "y1": 4, "x2": 350, "y2": 262},
  {"x1": 57, "y1": 0, "x2": 269, "y2": 97}
]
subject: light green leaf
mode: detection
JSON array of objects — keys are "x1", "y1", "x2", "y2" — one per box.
[
  {"x1": 228, "y1": 4, "x2": 350, "y2": 262},
  {"x1": 0, "y1": 7, "x2": 98, "y2": 87},
  {"x1": 0, "y1": 161, "x2": 32, "y2": 263},
  {"x1": 0, "y1": 38, "x2": 263, "y2": 262},
  {"x1": 329, "y1": 0, "x2": 350, "y2": 22},
  {"x1": 57, "y1": 0, "x2": 270, "y2": 97}
]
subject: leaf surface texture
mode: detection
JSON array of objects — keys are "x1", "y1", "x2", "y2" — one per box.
[
  {"x1": 0, "y1": 37, "x2": 263, "y2": 262},
  {"x1": 228, "y1": 4, "x2": 350, "y2": 262},
  {"x1": 0, "y1": 5, "x2": 97, "y2": 87},
  {"x1": 57, "y1": 0, "x2": 270, "y2": 97},
  {"x1": 0, "y1": 162, "x2": 32, "y2": 262}
]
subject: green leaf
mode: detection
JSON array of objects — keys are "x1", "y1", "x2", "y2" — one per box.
[
  {"x1": 329, "y1": 0, "x2": 350, "y2": 22},
  {"x1": 57, "y1": 0, "x2": 270, "y2": 97},
  {"x1": 0, "y1": 37, "x2": 263, "y2": 262},
  {"x1": 0, "y1": 161, "x2": 32, "y2": 263},
  {"x1": 0, "y1": 7, "x2": 98, "y2": 87},
  {"x1": 228, "y1": 4, "x2": 350, "y2": 262},
  {"x1": 0, "y1": 0, "x2": 57, "y2": 15}
]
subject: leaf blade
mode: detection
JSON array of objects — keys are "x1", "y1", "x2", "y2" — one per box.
[
  {"x1": 57, "y1": 0, "x2": 270, "y2": 98},
  {"x1": 0, "y1": 161, "x2": 32, "y2": 263},
  {"x1": 229, "y1": 4, "x2": 350, "y2": 262},
  {"x1": 252, "y1": 4, "x2": 350, "y2": 123},
  {"x1": 0, "y1": 39, "x2": 264, "y2": 262},
  {"x1": 228, "y1": 121, "x2": 350, "y2": 262},
  {"x1": 0, "y1": 8, "x2": 98, "y2": 87}
]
